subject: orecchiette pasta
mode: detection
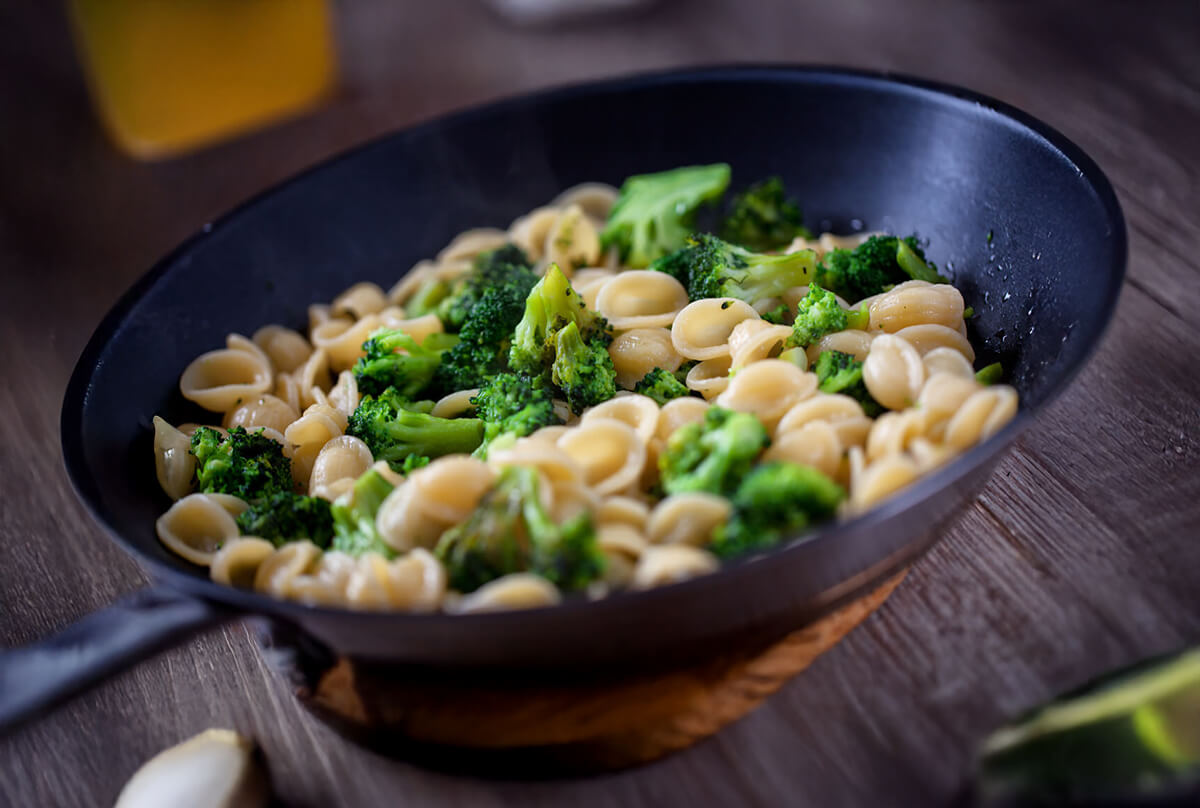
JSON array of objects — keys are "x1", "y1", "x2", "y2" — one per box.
[
  {"x1": 595, "y1": 270, "x2": 689, "y2": 330},
  {"x1": 284, "y1": 403, "x2": 346, "y2": 488},
  {"x1": 311, "y1": 314, "x2": 382, "y2": 373},
  {"x1": 608, "y1": 327, "x2": 682, "y2": 389},
  {"x1": 805, "y1": 329, "x2": 875, "y2": 364},
  {"x1": 431, "y1": 389, "x2": 479, "y2": 419},
  {"x1": 331, "y1": 282, "x2": 388, "y2": 320},
  {"x1": 223, "y1": 394, "x2": 299, "y2": 435},
  {"x1": 549, "y1": 182, "x2": 618, "y2": 222},
  {"x1": 596, "y1": 496, "x2": 651, "y2": 532},
  {"x1": 155, "y1": 493, "x2": 240, "y2": 566},
  {"x1": 631, "y1": 545, "x2": 720, "y2": 589},
  {"x1": 686, "y1": 355, "x2": 734, "y2": 399},
  {"x1": 292, "y1": 348, "x2": 332, "y2": 410},
  {"x1": 179, "y1": 346, "x2": 272, "y2": 412},
  {"x1": 557, "y1": 418, "x2": 647, "y2": 496},
  {"x1": 716, "y1": 359, "x2": 817, "y2": 432},
  {"x1": 327, "y1": 371, "x2": 361, "y2": 421},
  {"x1": 153, "y1": 171, "x2": 1020, "y2": 614},
  {"x1": 863, "y1": 334, "x2": 926, "y2": 410},
  {"x1": 451, "y1": 573, "x2": 561, "y2": 613},
  {"x1": 408, "y1": 456, "x2": 496, "y2": 524},
  {"x1": 253, "y1": 325, "x2": 313, "y2": 374},
  {"x1": 646, "y1": 493, "x2": 731, "y2": 547},
  {"x1": 376, "y1": 481, "x2": 454, "y2": 553},
  {"x1": 580, "y1": 394, "x2": 660, "y2": 445},
  {"x1": 765, "y1": 422, "x2": 844, "y2": 479},
  {"x1": 671, "y1": 297, "x2": 760, "y2": 360},
  {"x1": 728, "y1": 319, "x2": 793, "y2": 370},
  {"x1": 308, "y1": 435, "x2": 374, "y2": 497},
  {"x1": 868, "y1": 280, "x2": 965, "y2": 333},
  {"x1": 543, "y1": 204, "x2": 601, "y2": 270},
  {"x1": 153, "y1": 416, "x2": 196, "y2": 500},
  {"x1": 922, "y1": 346, "x2": 977, "y2": 379}
]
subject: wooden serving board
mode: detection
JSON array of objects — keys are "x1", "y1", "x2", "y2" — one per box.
[{"x1": 287, "y1": 572, "x2": 907, "y2": 773}]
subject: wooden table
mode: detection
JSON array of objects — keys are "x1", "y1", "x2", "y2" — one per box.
[{"x1": 2, "y1": 2, "x2": 1198, "y2": 805}]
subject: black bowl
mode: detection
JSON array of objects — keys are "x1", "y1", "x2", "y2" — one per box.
[{"x1": 0, "y1": 66, "x2": 1125, "y2": 732}]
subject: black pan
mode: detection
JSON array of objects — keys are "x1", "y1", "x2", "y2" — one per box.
[{"x1": 0, "y1": 66, "x2": 1126, "y2": 733}]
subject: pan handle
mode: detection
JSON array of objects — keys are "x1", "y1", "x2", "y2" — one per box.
[{"x1": 0, "y1": 586, "x2": 234, "y2": 734}]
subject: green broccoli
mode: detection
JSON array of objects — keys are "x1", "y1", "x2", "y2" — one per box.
[
  {"x1": 330, "y1": 467, "x2": 396, "y2": 558},
  {"x1": 710, "y1": 462, "x2": 845, "y2": 558},
  {"x1": 235, "y1": 491, "x2": 334, "y2": 548},
  {"x1": 658, "y1": 406, "x2": 770, "y2": 497},
  {"x1": 600, "y1": 164, "x2": 731, "y2": 268},
  {"x1": 812, "y1": 350, "x2": 884, "y2": 417},
  {"x1": 434, "y1": 465, "x2": 604, "y2": 593},
  {"x1": 399, "y1": 454, "x2": 431, "y2": 474},
  {"x1": 189, "y1": 426, "x2": 292, "y2": 501},
  {"x1": 815, "y1": 234, "x2": 948, "y2": 302},
  {"x1": 975, "y1": 362, "x2": 1004, "y2": 385},
  {"x1": 347, "y1": 387, "x2": 485, "y2": 472},
  {"x1": 651, "y1": 233, "x2": 816, "y2": 305},
  {"x1": 352, "y1": 328, "x2": 457, "y2": 399},
  {"x1": 719, "y1": 177, "x2": 812, "y2": 251},
  {"x1": 509, "y1": 264, "x2": 603, "y2": 372},
  {"x1": 471, "y1": 372, "x2": 562, "y2": 454},
  {"x1": 633, "y1": 367, "x2": 692, "y2": 404},
  {"x1": 760, "y1": 302, "x2": 793, "y2": 325},
  {"x1": 436, "y1": 244, "x2": 538, "y2": 331},
  {"x1": 433, "y1": 282, "x2": 533, "y2": 393},
  {"x1": 786, "y1": 284, "x2": 848, "y2": 348},
  {"x1": 507, "y1": 264, "x2": 617, "y2": 413},
  {"x1": 403, "y1": 277, "x2": 452, "y2": 318},
  {"x1": 551, "y1": 321, "x2": 617, "y2": 414}
]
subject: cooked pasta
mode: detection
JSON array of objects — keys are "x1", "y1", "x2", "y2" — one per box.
[
  {"x1": 150, "y1": 167, "x2": 1019, "y2": 613},
  {"x1": 608, "y1": 327, "x2": 681, "y2": 389}
]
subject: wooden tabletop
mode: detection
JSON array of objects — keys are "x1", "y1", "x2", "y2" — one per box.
[{"x1": 2, "y1": 1, "x2": 1198, "y2": 805}]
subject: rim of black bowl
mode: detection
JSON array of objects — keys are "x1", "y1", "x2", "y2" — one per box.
[{"x1": 60, "y1": 64, "x2": 1127, "y2": 627}]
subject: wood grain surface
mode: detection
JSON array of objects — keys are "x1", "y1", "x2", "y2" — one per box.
[
  {"x1": 1, "y1": 1, "x2": 1198, "y2": 806},
  {"x1": 296, "y1": 575, "x2": 906, "y2": 773}
]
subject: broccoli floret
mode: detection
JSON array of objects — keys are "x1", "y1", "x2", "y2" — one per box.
[
  {"x1": 399, "y1": 454, "x2": 431, "y2": 473},
  {"x1": 471, "y1": 372, "x2": 562, "y2": 455},
  {"x1": 551, "y1": 321, "x2": 617, "y2": 414},
  {"x1": 506, "y1": 264, "x2": 616, "y2": 413},
  {"x1": 347, "y1": 387, "x2": 485, "y2": 472},
  {"x1": 760, "y1": 302, "x2": 792, "y2": 325},
  {"x1": 658, "y1": 406, "x2": 770, "y2": 497},
  {"x1": 403, "y1": 277, "x2": 452, "y2": 319},
  {"x1": 786, "y1": 284, "x2": 848, "y2": 347},
  {"x1": 433, "y1": 282, "x2": 533, "y2": 393},
  {"x1": 813, "y1": 350, "x2": 884, "y2": 417},
  {"x1": 600, "y1": 164, "x2": 731, "y2": 268},
  {"x1": 633, "y1": 367, "x2": 692, "y2": 404},
  {"x1": 189, "y1": 426, "x2": 292, "y2": 500},
  {"x1": 719, "y1": 177, "x2": 812, "y2": 251},
  {"x1": 437, "y1": 245, "x2": 537, "y2": 331},
  {"x1": 975, "y1": 362, "x2": 1004, "y2": 385},
  {"x1": 650, "y1": 233, "x2": 816, "y2": 305},
  {"x1": 330, "y1": 467, "x2": 396, "y2": 558},
  {"x1": 235, "y1": 491, "x2": 334, "y2": 548},
  {"x1": 509, "y1": 264, "x2": 606, "y2": 373},
  {"x1": 353, "y1": 328, "x2": 457, "y2": 399},
  {"x1": 434, "y1": 466, "x2": 604, "y2": 593},
  {"x1": 816, "y1": 234, "x2": 949, "y2": 302},
  {"x1": 710, "y1": 462, "x2": 845, "y2": 558}
]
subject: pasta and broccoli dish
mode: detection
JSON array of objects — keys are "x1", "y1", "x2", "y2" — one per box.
[{"x1": 151, "y1": 164, "x2": 1017, "y2": 613}]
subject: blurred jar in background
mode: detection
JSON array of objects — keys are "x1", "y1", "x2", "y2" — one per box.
[{"x1": 68, "y1": 0, "x2": 337, "y2": 160}]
